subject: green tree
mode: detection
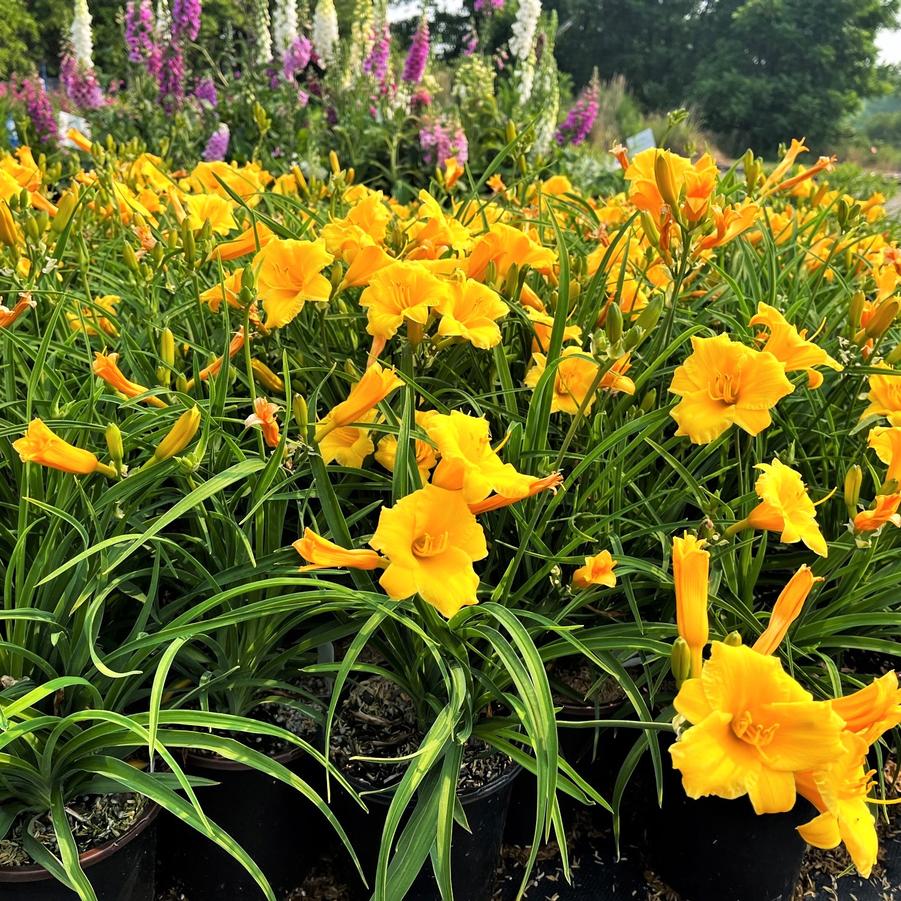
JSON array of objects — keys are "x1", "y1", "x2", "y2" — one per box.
[
  {"x1": 691, "y1": 0, "x2": 899, "y2": 155},
  {"x1": 0, "y1": 0, "x2": 39, "y2": 78},
  {"x1": 544, "y1": 0, "x2": 701, "y2": 111}
]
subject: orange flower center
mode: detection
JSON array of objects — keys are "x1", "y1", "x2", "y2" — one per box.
[
  {"x1": 412, "y1": 531, "x2": 449, "y2": 558},
  {"x1": 709, "y1": 372, "x2": 740, "y2": 406},
  {"x1": 732, "y1": 710, "x2": 778, "y2": 747}
]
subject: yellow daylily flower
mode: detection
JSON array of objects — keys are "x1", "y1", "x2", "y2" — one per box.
[
  {"x1": 435, "y1": 279, "x2": 508, "y2": 349},
  {"x1": 669, "y1": 334, "x2": 794, "y2": 444},
  {"x1": 861, "y1": 364, "x2": 901, "y2": 425},
  {"x1": 13, "y1": 419, "x2": 116, "y2": 477},
  {"x1": 525, "y1": 347, "x2": 635, "y2": 415},
  {"x1": 181, "y1": 192, "x2": 238, "y2": 235},
  {"x1": 751, "y1": 565, "x2": 822, "y2": 655},
  {"x1": 93, "y1": 352, "x2": 167, "y2": 408},
  {"x1": 314, "y1": 363, "x2": 403, "y2": 442},
  {"x1": 359, "y1": 261, "x2": 450, "y2": 343},
  {"x1": 672, "y1": 533, "x2": 709, "y2": 678},
  {"x1": 369, "y1": 485, "x2": 488, "y2": 618},
  {"x1": 853, "y1": 493, "x2": 901, "y2": 534},
  {"x1": 254, "y1": 238, "x2": 334, "y2": 330},
  {"x1": 293, "y1": 528, "x2": 384, "y2": 572},
  {"x1": 749, "y1": 302, "x2": 842, "y2": 389},
  {"x1": 572, "y1": 550, "x2": 617, "y2": 590},
  {"x1": 832, "y1": 672, "x2": 901, "y2": 744},
  {"x1": 671, "y1": 642, "x2": 846, "y2": 814}
]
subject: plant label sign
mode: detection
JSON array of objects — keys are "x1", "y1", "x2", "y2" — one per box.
[{"x1": 626, "y1": 127, "x2": 656, "y2": 156}]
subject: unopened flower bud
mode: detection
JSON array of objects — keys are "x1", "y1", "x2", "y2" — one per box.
[
  {"x1": 293, "y1": 394, "x2": 308, "y2": 437},
  {"x1": 671, "y1": 637, "x2": 692, "y2": 688},
  {"x1": 723, "y1": 631, "x2": 743, "y2": 647},
  {"x1": 123, "y1": 242, "x2": 140, "y2": 274},
  {"x1": 849, "y1": 291, "x2": 865, "y2": 331},
  {"x1": 605, "y1": 302, "x2": 623, "y2": 345},
  {"x1": 105, "y1": 423, "x2": 125, "y2": 474},
  {"x1": 844, "y1": 464, "x2": 863, "y2": 518},
  {"x1": 252, "y1": 360, "x2": 284, "y2": 392},
  {"x1": 150, "y1": 407, "x2": 201, "y2": 464},
  {"x1": 865, "y1": 299, "x2": 900, "y2": 340}
]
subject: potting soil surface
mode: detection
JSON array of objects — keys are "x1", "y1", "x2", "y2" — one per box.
[{"x1": 157, "y1": 802, "x2": 900, "y2": 900}]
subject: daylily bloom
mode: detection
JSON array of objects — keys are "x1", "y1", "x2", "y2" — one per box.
[
  {"x1": 182, "y1": 192, "x2": 238, "y2": 235},
  {"x1": 244, "y1": 396, "x2": 280, "y2": 448},
  {"x1": 672, "y1": 533, "x2": 709, "y2": 678},
  {"x1": 572, "y1": 550, "x2": 618, "y2": 590},
  {"x1": 669, "y1": 334, "x2": 794, "y2": 444},
  {"x1": 468, "y1": 472, "x2": 564, "y2": 514},
  {"x1": 867, "y1": 425, "x2": 901, "y2": 485},
  {"x1": 189, "y1": 328, "x2": 247, "y2": 387},
  {"x1": 443, "y1": 156, "x2": 464, "y2": 189},
  {"x1": 853, "y1": 494, "x2": 901, "y2": 534},
  {"x1": 525, "y1": 347, "x2": 635, "y2": 415},
  {"x1": 796, "y1": 733, "x2": 879, "y2": 878},
  {"x1": 293, "y1": 528, "x2": 383, "y2": 571},
  {"x1": 199, "y1": 270, "x2": 244, "y2": 311},
  {"x1": 67, "y1": 294, "x2": 118, "y2": 336},
  {"x1": 212, "y1": 221, "x2": 276, "y2": 261},
  {"x1": 13, "y1": 419, "x2": 116, "y2": 477},
  {"x1": 730, "y1": 459, "x2": 828, "y2": 557},
  {"x1": 465, "y1": 222, "x2": 556, "y2": 283},
  {"x1": 435, "y1": 279, "x2": 508, "y2": 349},
  {"x1": 0, "y1": 294, "x2": 36, "y2": 329},
  {"x1": 527, "y1": 307, "x2": 583, "y2": 354},
  {"x1": 369, "y1": 484, "x2": 488, "y2": 618},
  {"x1": 671, "y1": 642, "x2": 846, "y2": 814},
  {"x1": 93, "y1": 352, "x2": 167, "y2": 408},
  {"x1": 319, "y1": 413, "x2": 376, "y2": 468},
  {"x1": 254, "y1": 238, "x2": 334, "y2": 330},
  {"x1": 695, "y1": 202, "x2": 759, "y2": 252},
  {"x1": 423, "y1": 411, "x2": 538, "y2": 503},
  {"x1": 861, "y1": 364, "x2": 901, "y2": 425},
  {"x1": 749, "y1": 302, "x2": 842, "y2": 389},
  {"x1": 375, "y1": 420, "x2": 437, "y2": 484},
  {"x1": 314, "y1": 363, "x2": 403, "y2": 442},
  {"x1": 832, "y1": 672, "x2": 901, "y2": 744},
  {"x1": 752, "y1": 566, "x2": 822, "y2": 655},
  {"x1": 359, "y1": 261, "x2": 450, "y2": 343}
]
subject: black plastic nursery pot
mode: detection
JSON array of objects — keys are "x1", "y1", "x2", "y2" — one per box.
[
  {"x1": 336, "y1": 764, "x2": 521, "y2": 901},
  {"x1": 644, "y1": 738, "x2": 814, "y2": 901},
  {"x1": 157, "y1": 746, "x2": 323, "y2": 899},
  {"x1": 0, "y1": 802, "x2": 159, "y2": 901}
]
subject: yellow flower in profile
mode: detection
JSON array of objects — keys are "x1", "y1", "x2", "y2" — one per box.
[
  {"x1": 853, "y1": 493, "x2": 901, "y2": 534},
  {"x1": 672, "y1": 533, "x2": 709, "y2": 678},
  {"x1": 443, "y1": 156, "x2": 464, "y2": 189},
  {"x1": 182, "y1": 193, "x2": 238, "y2": 235},
  {"x1": 862, "y1": 364, "x2": 901, "y2": 424},
  {"x1": 293, "y1": 528, "x2": 384, "y2": 572},
  {"x1": 199, "y1": 271, "x2": 244, "y2": 311},
  {"x1": 190, "y1": 160, "x2": 266, "y2": 204},
  {"x1": 752, "y1": 566, "x2": 822, "y2": 655},
  {"x1": 359, "y1": 261, "x2": 450, "y2": 341},
  {"x1": 671, "y1": 642, "x2": 846, "y2": 814},
  {"x1": 832, "y1": 672, "x2": 901, "y2": 744},
  {"x1": 749, "y1": 302, "x2": 842, "y2": 389},
  {"x1": 407, "y1": 192, "x2": 473, "y2": 259},
  {"x1": 93, "y1": 352, "x2": 167, "y2": 408},
  {"x1": 375, "y1": 413, "x2": 437, "y2": 483},
  {"x1": 14, "y1": 419, "x2": 115, "y2": 477},
  {"x1": 423, "y1": 410, "x2": 537, "y2": 504},
  {"x1": 465, "y1": 223, "x2": 556, "y2": 283},
  {"x1": 732, "y1": 459, "x2": 828, "y2": 557},
  {"x1": 572, "y1": 550, "x2": 617, "y2": 590},
  {"x1": 695, "y1": 202, "x2": 759, "y2": 252},
  {"x1": 669, "y1": 334, "x2": 794, "y2": 444},
  {"x1": 796, "y1": 733, "x2": 879, "y2": 878},
  {"x1": 625, "y1": 148, "x2": 691, "y2": 223},
  {"x1": 369, "y1": 484, "x2": 488, "y2": 618},
  {"x1": 212, "y1": 221, "x2": 275, "y2": 261},
  {"x1": 319, "y1": 416, "x2": 375, "y2": 468},
  {"x1": 0, "y1": 295, "x2": 36, "y2": 330},
  {"x1": 244, "y1": 396, "x2": 281, "y2": 448},
  {"x1": 867, "y1": 425, "x2": 901, "y2": 485},
  {"x1": 435, "y1": 279, "x2": 508, "y2": 349},
  {"x1": 526, "y1": 307, "x2": 582, "y2": 354},
  {"x1": 253, "y1": 238, "x2": 334, "y2": 330},
  {"x1": 340, "y1": 244, "x2": 394, "y2": 289},
  {"x1": 525, "y1": 347, "x2": 635, "y2": 415},
  {"x1": 314, "y1": 363, "x2": 403, "y2": 442},
  {"x1": 67, "y1": 295, "x2": 119, "y2": 337}
]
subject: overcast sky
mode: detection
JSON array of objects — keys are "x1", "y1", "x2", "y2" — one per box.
[{"x1": 878, "y1": 28, "x2": 901, "y2": 65}]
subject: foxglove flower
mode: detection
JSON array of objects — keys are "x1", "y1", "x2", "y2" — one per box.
[
  {"x1": 509, "y1": 0, "x2": 540, "y2": 62},
  {"x1": 312, "y1": 0, "x2": 339, "y2": 67},
  {"x1": 402, "y1": 18, "x2": 429, "y2": 84},
  {"x1": 254, "y1": 0, "x2": 273, "y2": 64},
  {"x1": 203, "y1": 123, "x2": 230, "y2": 161},
  {"x1": 21, "y1": 79, "x2": 58, "y2": 146},
  {"x1": 363, "y1": 20, "x2": 391, "y2": 87},
  {"x1": 283, "y1": 34, "x2": 312, "y2": 79},
  {"x1": 273, "y1": 0, "x2": 299, "y2": 57},
  {"x1": 194, "y1": 76, "x2": 218, "y2": 106},
  {"x1": 171, "y1": 0, "x2": 201, "y2": 41},
  {"x1": 71, "y1": 0, "x2": 95, "y2": 67},
  {"x1": 158, "y1": 42, "x2": 185, "y2": 109},
  {"x1": 125, "y1": 0, "x2": 156, "y2": 64},
  {"x1": 555, "y1": 70, "x2": 600, "y2": 146},
  {"x1": 60, "y1": 54, "x2": 105, "y2": 109},
  {"x1": 419, "y1": 116, "x2": 468, "y2": 167}
]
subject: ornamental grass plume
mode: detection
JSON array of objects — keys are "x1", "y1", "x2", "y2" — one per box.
[
  {"x1": 555, "y1": 69, "x2": 600, "y2": 147},
  {"x1": 403, "y1": 18, "x2": 430, "y2": 84}
]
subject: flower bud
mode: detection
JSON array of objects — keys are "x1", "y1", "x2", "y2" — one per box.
[
  {"x1": 150, "y1": 407, "x2": 201, "y2": 464},
  {"x1": 52, "y1": 191, "x2": 78, "y2": 235},
  {"x1": 123, "y1": 242, "x2": 140, "y2": 275},
  {"x1": 605, "y1": 302, "x2": 623, "y2": 345},
  {"x1": 105, "y1": 422, "x2": 125, "y2": 474},
  {"x1": 723, "y1": 631, "x2": 743, "y2": 647},
  {"x1": 329, "y1": 150, "x2": 341, "y2": 176},
  {"x1": 849, "y1": 291, "x2": 865, "y2": 331},
  {"x1": 293, "y1": 394, "x2": 308, "y2": 437},
  {"x1": 844, "y1": 464, "x2": 863, "y2": 517},
  {"x1": 639, "y1": 388, "x2": 657, "y2": 413},
  {"x1": 0, "y1": 202, "x2": 17, "y2": 248},
  {"x1": 670, "y1": 637, "x2": 692, "y2": 688},
  {"x1": 634, "y1": 296, "x2": 664, "y2": 333},
  {"x1": 252, "y1": 359, "x2": 284, "y2": 392},
  {"x1": 654, "y1": 152, "x2": 680, "y2": 211},
  {"x1": 505, "y1": 120, "x2": 517, "y2": 143},
  {"x1": 865, "y1": 298, "x2": 900, "y2": 341}
]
